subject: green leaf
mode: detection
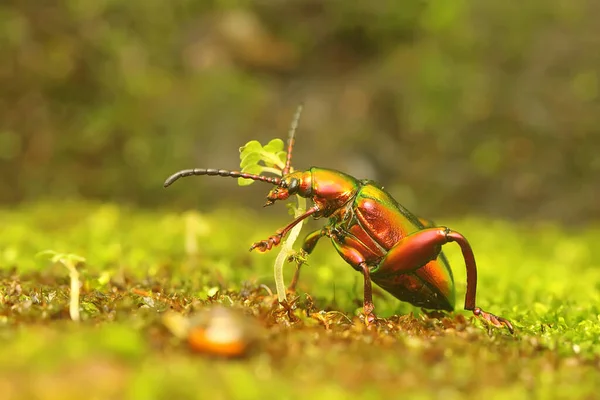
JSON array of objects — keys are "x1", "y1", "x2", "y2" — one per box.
[
  {"x1": 277, "y1": 151, "x2": 287, "y2": 165},
  {"x1": 238, "y1": 164, "x2": 264, "y2": 186},
  {"x1": 263, "y1": 138, "x2": 284, "y2": 154},
  {"x1": 241, "y1": 164, "x2": 263, "y2": 175},
  {"x1": 36, "y1": 250, "x2": 86, "y2": 265},
  {"x1": 237, "y1": 177, "x2": 254, "y2": 186},
  {"x1": 65, "y1": 254, "x2": 86, "y2": 263},
  {"x1": 240, "y1": 152, "x2": 263, "y2": 169},
  {"x1": 239, "y1": 141, "x2": 262, "y2": 159}
]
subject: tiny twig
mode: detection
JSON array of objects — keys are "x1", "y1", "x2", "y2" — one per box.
[{"x1": 37, "y1": 251, "x2": 85, "y2": 322}]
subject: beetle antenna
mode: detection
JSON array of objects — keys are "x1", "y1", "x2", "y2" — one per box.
[
  {"x1": 282, "y1": 103, "x2": 304, "y2": 176},
  {"x1": 164, "y1": 168, "x2": 281, "y2": 188}
]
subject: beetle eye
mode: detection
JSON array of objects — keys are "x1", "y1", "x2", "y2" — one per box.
[{"x1": 288, "y1": 178, "x2": 299, "y2": 194}]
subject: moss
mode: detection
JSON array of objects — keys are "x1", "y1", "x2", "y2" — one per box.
[{"x1": 0, "y1": 201, "x2": 599, "y2": 399}]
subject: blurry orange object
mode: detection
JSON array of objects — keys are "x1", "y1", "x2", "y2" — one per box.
[{"x1": 163, "y1": 305, "x2": 260, "y2": 358}]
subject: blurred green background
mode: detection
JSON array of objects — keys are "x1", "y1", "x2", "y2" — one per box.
[{"x1": 2, "y1": 0, "x2": 598, "y2": 223}]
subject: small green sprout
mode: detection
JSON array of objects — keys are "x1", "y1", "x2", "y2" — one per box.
[
  {"x1": 238, "y1": 105, "x2": 306, "y2": 303},
  {"x1": 238, "y1": 138, "x2": 287, "y2": 186},
  {"x1": 37, "y1": 250, "x2": 86, "y2": 322},
  {"x1": 272, "y1": 198, "x2": 306, "y2": 301},
  {"x1": 183, "y1": 210, "x2": 211, "y2": 257}
]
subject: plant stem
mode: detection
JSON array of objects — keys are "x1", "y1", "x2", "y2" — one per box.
[
  {"x1": 273, "y1": 194, "x2": 307, "y2": 302},
  {"x1": 65, "y1": 262, "x2": 80, "y2": 322}
]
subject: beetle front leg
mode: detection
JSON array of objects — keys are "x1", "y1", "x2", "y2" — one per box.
[
  {"x1": 302, "y1": 227, "x2": 329, "y2": 254},
  {"x1": 250, "y1": 206, "x2": 320, "y2": 253},
  {"x1": 287, "y1": 227, "x2": 329, "y2": 291},
  {"x1": 359, "y1": 262, "x2": 375, "y2": 325}
]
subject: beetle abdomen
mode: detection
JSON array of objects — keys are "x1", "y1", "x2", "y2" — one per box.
[{"x1": 372, "y1": 262, "x2": 455, "y2": 311}]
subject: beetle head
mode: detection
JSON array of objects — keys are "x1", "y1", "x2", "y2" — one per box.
[{"x1": 264, "y1": 171, "x2": 311, "y2": 206}]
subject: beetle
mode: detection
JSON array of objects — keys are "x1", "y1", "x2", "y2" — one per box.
[{"x1": 164, "y1": 108, "x2": 514, "y2": 333}]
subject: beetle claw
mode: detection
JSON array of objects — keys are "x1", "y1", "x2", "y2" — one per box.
[
  {"x1": 362, "y1": 300, "x2": 376, "y2": 326},
  {"x1": 249, "y1": 234, "x2": 283, "y2": 253},
  {"x1": 473, "y1": 307, "x2": 514, "y2": 334},
  {"x1": 364, "y1": 312, "x2": 377, "y2": 326}
]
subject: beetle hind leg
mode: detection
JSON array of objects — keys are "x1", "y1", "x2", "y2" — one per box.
[
  {"x1": 443, "y1": 230, "x2": 514, "y2": 333},
  {"x1": 375, "y1": 227, "x2": 514, "y2": 333},
  {"x1": 473, "y1": 307, "x2": 514, "y2": 334}
]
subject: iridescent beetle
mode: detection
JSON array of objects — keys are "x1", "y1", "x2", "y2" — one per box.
[{"x1": 164, "y1": 108, "x2": 514, "y2": 333}]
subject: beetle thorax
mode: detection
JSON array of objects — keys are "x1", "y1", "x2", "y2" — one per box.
[{"x1": 309, "y1": 168, "x2": 361, "y2": 216}]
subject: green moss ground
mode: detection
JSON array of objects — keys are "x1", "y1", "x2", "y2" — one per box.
[{"x1": 1, "y1": 201, "x2": 599, "y2": 399}]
